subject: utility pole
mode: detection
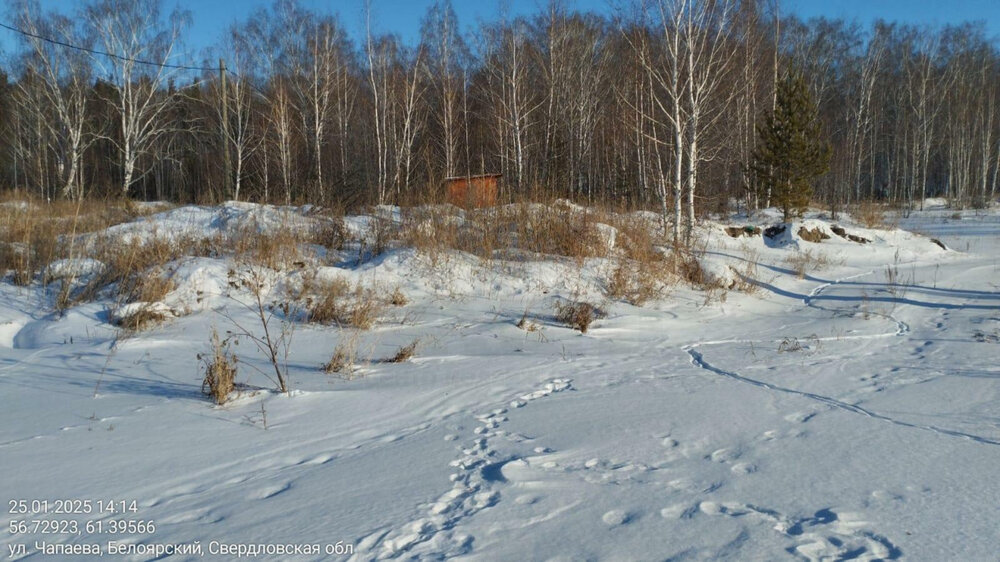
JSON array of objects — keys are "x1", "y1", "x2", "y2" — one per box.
[{"x1": 220, "y1": 58, "x2": 232, "y2": 200}]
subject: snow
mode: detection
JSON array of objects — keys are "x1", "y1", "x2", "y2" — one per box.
[
  {"x1": 44, "y1": 258, "x2": 106, "y2": 281},
  {"x1": 2, "y1": 202, "x2": 1000, "y2": 560}
]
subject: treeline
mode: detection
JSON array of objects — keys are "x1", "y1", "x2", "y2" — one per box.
[{"x1": 1, "y1": 0, "x2": 998, "y2": 220}]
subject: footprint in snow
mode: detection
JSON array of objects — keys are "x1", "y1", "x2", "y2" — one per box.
[
  {"x1": 660, "y1": 503, "x2": 698, "y2": 520},
  {"x1": 784, "y1": 411, "x2": 817, "y2": 424},
  {"x1": 709, "y1": 448, "x2": 740, "y2": 463},
  {"x1": 250, "y1": 482, "x2": 291, "y2": 500},
  {"x1": 702, "y1": 501, "x2": 901, "y2": 561},
  {"x1": 602, "y1": 509, "x2": 630, "y2": 527}
]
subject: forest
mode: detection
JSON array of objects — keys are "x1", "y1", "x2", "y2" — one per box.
[{"x1": 1, "y1": 0, "x2": 997, "y2": 222}]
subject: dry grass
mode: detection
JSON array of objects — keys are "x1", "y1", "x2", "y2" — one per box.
[
  {"x1": 852, "y1": 200, "x2": 897, "y2": 229},
  {"x1": 513, "y1": 203, "x2": 609, "y2": 261},
  {"x1": 605, "y1": 260, "x2": 663, "y2": 305},
  {"x1": 311, "y1": 216, "x2": 348, "y2": 251},
  {"x1": 386, "y1": 339, "x2": 419, "y2": 363},
  {"x1": 402, "y1": 201, "x2": 612, "y2": 264},
  {"x1": 305, "y1": 277, "x2": 386, "y2": 329},
  {"x1": 201, "y1": 328, "x2": 238, "y2": 405},
  {"x1": 323, "y1": 331, "x2": 361, "y2": 377},
  {"x1": 554, "y1": 300, "x2": 603, "y2": 333},
  {"x1": 389, "y1": 287, "x2": 408, "y2": 306},
  {"x1": 784, "y1": 250, "x2": 839, "y2": 279},
  {"x1": 70, "y1": 234, "x2": 204, "y2": 308},
  {"x1": 0, "y1": 195, "x2": 156, "y2": 286},
  {"x1": 323, "y1": 346, "x2": 351, "y2": 374},
  {"x1": 232, "y1": 223, "x2": 312, "y2": 271},
  {"x1": 516, "y1": 310, "x2": 540, "y2": 332},
  {"x1": 114, "y1": 304, "x2": 169, "y2": 333},
  {"x1": 730, "y1": 246, "x2": 763, "y2": 294},
  {"x1": 401, "y1": 207, "x2": 464, "y2": 265},
  {"x1": 362, "y1": 216, "x2": 395, "y2": 260}
]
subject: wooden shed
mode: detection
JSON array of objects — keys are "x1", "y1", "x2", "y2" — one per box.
[{"x1": 443, "y1": 174, "x2": 501, "y2": 208}]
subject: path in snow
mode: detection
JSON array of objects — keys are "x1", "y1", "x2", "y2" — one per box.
[
  {"x1": 360, "y1": 378, "x2": 573, "y2": 559},
  {"x1": 685, "y1": 269, "x2": 1000, "y2": 447}
]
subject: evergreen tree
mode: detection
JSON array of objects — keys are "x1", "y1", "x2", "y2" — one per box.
[{"x1": 751, "y1": 72, "x2": 831, "y2": 221}]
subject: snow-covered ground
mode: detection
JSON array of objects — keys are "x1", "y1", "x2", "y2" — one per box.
[{"x1": 2, "y1": 201, "x2": 999, "y2": 561}]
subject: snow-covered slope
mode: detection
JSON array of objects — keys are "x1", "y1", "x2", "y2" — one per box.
[{"x1": 2, "y1": 203, "x2": 998, "y2": 561}]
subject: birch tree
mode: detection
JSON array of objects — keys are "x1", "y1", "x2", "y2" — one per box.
[
  {"x1": 84, "y1": 0, "x2": 188, "y2": 197},
  {"x1": 12, "y1": 0, "x2": 93, "y2": 199}
]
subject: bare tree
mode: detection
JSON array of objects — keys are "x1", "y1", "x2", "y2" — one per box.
[
  {"x1": 84, "y1": 0, "x2": 189, "y2": 197},
  {"x1": 218, "y1": 33, "x2": 263, "y2": 201},
  {"x1": 12, "y1": 0, "x2": 93, "y2": 199},
  {"x1": 680, "y1": 0, "x2": 740, "y2": 241},
  {"x1": 421, "y1": 1, "x2": 468, "y2": 180}
]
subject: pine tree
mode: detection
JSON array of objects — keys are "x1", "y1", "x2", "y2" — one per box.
[{"x1": 751, "y1": 72, "x2": 831, "y2": 222}]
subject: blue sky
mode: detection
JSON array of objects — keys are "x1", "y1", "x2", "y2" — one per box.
[{"x1": 1, "y1": 0, "x2": 998, "y2": 63}]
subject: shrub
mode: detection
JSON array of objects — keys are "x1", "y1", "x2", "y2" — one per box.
[
  {"x1": 387, "y1": 339, "x2": 419, "y2": 363},
  {"x1": 323, "y1": 331, "x2": 362, "y2": 377},
  {"x1": 389, "y1": 287, "x2": 408, "y2": 306},
  {"x1": 323, "y1": 347, "x2": 351, "y2": 374},
  {"x1": 784, "y1": 250, "x2": 836, "y2": 279},
  {"x1": 605, "y1": 260, "x2": 662, "y2": 305},
  {"x1": 311, "y1": 216, "x2": 348, "y2": 250},
  {"x1": 555, "y1": 300, "x2": 602, "y2": 333},
  {"x1": 514, "y1": 203, "x2": 608, "y2": 260},
  {"x1": 201, "y1": 328, "x2": 238, "y2": 405},
  {"x1": 306, "y1": 277, "x2": 386, "y2": 330},
  {"x1": 852, "y1": 200, "x2": 896, "y2": 229},
  {"x1": 232, "y1": 223, "x2": 311, "y2": 271}
]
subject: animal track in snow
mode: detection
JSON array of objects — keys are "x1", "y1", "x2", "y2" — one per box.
[
  {"x1": 250, "y1": 481, "x2": 291, "y2": 500},
  {"x1": 370, "y1": 378, "x2": 573, "y2": 559},
  {"x1": 700, "y1": 501, "x2": 901, "y2": 561},
  {"x1": 601, "y1": 509, "x2": 630, "y2": 527},
  {"x1": 709, "y1": 447, "x2": 740, "y2": 463},
  {"x1": 784, "y1": 411, "x2": 819, "y2": 424}
]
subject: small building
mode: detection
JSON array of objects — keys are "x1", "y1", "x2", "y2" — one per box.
[{"x1": 443, "y1": 173, "x2": 501, "y2": 208}]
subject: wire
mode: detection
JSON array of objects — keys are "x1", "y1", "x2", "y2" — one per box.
[{"x1": 0, "y1": 20, "x2": 215, "y2": 72}]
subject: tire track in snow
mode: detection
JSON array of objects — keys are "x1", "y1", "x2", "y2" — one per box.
[{"x1": 685, "y1": 271, "x2": 1000, "y2": 447}]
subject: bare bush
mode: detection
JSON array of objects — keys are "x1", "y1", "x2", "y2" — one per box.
[
  {"x1": 387, "y1": 339, "x2": 419, "y2": 363},
  {"x1": 785, "y1": 250, "x2": 838, "y2": 279},
  {"x1": 311, "y1": 216, "x2": 348, "y2": 251},
  {"x1": 224, "y1": 266, "x2": 295, "y2": 393},
  {"x1": 323, "y1": 346, "x2": 351, "y2": 374},
  {"x1": 201, "y1": 328, "x2": 238, "y2": 405},
  {"x1": 554, "y1": 300, "x2": 603, "y2": 333},
  {"x1": 306, "y1": 277, "x2": 386, "y2": 329},
  {"x1": 232, "y1": 223, "x2": 312, "y2": 271},
  {"x1": 323, "y1": 330, "x2": 361, "y2": 377},
  {"x1": 389, "y1": 287, "x2": 408, "y2": 306},
  {"x1": 605, "y1": 260, "x2": 663, "y2": 305},
  {"x1": 852, "y1": 200, "x2": 896, "y2": 229},
  {"x1": 730, "y1": 246, "x2": 763, "y2": 294}
]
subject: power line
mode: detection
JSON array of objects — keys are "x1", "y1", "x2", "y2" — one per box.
[{"x1": 0, "y1": 20, "x2": 215, "y2": 73}]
